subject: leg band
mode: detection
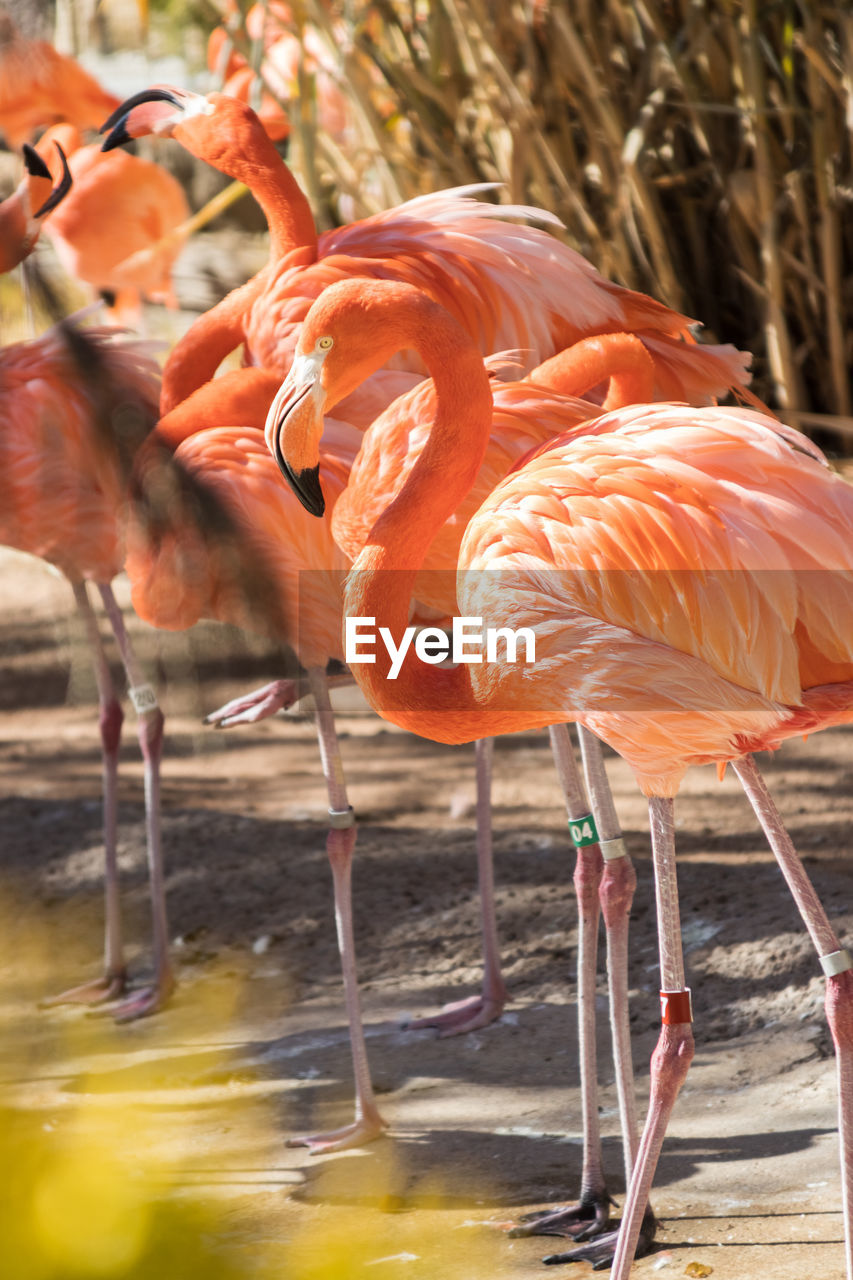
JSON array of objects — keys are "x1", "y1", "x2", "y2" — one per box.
[
  {"x1": 660, "y1": 989, "x2": 693, "y2": 1024},
  {"x1": 129, "y1": 683, "x2": 159, "y2": 714},
  {"x1": 821, "y1": 949, "x2": 853, "y2": 977},
  {"x1": 329, "y1": 806, "x2": 356, "y2": 830},
  {"x1": 600, "y1": 836, "x2": 627, "y2": 862}
]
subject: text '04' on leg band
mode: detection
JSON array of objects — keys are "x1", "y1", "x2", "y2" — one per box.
[
  {"x1": 569, "y1": 813, "x2": 599, "y2": 847},
  {"x1": 660, "y1": 989, "x2": 693, "y2": 1025}
]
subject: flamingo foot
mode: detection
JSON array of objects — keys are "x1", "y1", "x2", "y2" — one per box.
[
  {"x1": 40, "y1": 969, "x2": 128, "y2": 1008},
  {"x1": 405, "y1": 993, "x2": 505, "y2": 1037},
  {"x1": 204, "y1": 679, "x2": 299, "y2": 728},
  {"x1": 508, "y1": 1191, "x2": 614, "y2": 1243},
  {"x1": 286, "y1": 1109, "x2": 388, "y2": 1155},
  {"x1": 541, "y1": 1207, "x2": 657, "y2": 1269},
  {"x1": 96, "y1": 970, "x2": 176, "y2": 1023}
]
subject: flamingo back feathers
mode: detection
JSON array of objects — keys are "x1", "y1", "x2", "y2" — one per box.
[{"x1": 462, "y1": 404, "x2": 853, "y2": 722}]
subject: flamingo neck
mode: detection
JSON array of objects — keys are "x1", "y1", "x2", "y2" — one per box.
[
  {"x1": 0, "y1": 188, "x2": 32, "y2": 272},
  {"x1": 343, "y1": 305, "x2": 526, "y2": 741},
  {"x1": 181, "y1": 116, "x2": 317, "y2": 260},
  {"x1": 528, "y1": 332, "x2": 655, "y2": 408}
]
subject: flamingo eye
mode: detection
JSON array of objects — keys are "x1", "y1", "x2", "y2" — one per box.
[{"x1": 316, "y1": 336, "x2": 333, "y2": 352}]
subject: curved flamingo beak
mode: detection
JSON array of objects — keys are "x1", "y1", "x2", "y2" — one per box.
[
  {"x1": 264, "y1": 351, "x2": 329, "y2": 518},
  {"x1": 25, "y1": 142, "x2": 72, "y2": 218},
  {"x1": 100, "y1": 85, "x2": 213, "y2": 150}
]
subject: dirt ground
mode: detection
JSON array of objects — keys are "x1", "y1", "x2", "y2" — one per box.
[{"x1": 1, "y1": 547, "x2": 850, "y2": 1279}]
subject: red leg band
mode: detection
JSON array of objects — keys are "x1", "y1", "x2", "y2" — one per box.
[{"x1": 660, "y1": 989, "x2": 693, "y2": 1024}]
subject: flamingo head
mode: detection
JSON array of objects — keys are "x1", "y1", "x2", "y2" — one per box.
[
  {"x1": 22, "y1": 141, "x2": 72, "y2": 219},
  {"x1": 265, "y1": 279, "x2": 439, "y2": 516},
  {"x1": 100, "y1": 85, "x2": 270, "y2": 168}
]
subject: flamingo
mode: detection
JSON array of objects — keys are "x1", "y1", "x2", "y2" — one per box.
[
  {"x1": 123, "y1": 333, "x2": 658, "y2": 1159},
  {"x1": 0, "y1": 142, "x2": 72, "y2": 273},
  {"x1": 265, "y1": 277, "x2": 853, "y2": 1276},
  {"x1": 0, "y1": 15, "x2": 119, "y2": 148},
  {"x1": 98, "y1": 85, "x2": 754, "y2": 417},
  {"x1": 1, "y1": 210, "x2": 172, "y2": 1018},
  {"x1": 33, "y1": 123, "x2": 190, "y2": 326}
]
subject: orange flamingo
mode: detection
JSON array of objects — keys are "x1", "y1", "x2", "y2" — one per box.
[
  {"x1": 99, "y1": 85, "x2": 754, "y2": 417},
  {"x1": 33, "y1": 123, "x2": 190, "y2": 326},
  {"x1": 324, "y1": 333, "x2": 657, "y2": 1226},
  {"x1": 1, "y1": 217, "x2": 173, "y2": 1017},
  {"x1": 0, "y1": 16, "x2": 119, "y2": 147},
  {"x1": 0, "y1": 142, "x2": 71, "y2": 273},
  {"x1": 266, "y1": 278, "x2": 853, "y2": 1275},
  {"x1": 123, "y1": 335, "x2": 654, "y2": 1155}
]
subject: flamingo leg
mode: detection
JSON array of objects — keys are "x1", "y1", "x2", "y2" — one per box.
[
  {"x1": 96, "y1": 583, "x2": 174, "y2": 1022},
  {"x1": 732, "y1": 754, "x2": 853, "y2": 1280},
  {"x1": 538, "y1": 726, "x2": 656, "y2": 1267},
  {"x1": 585, "y1": 795, "x2": 694, "y2": 1280},
  {"x1": 577, "y1": 727, "x2": 642, "y2": 1184},
  {"x1": 285, "y1": 665, "x2": 386, "y2": 1154},
  {"x1": 406, "y1": 737, "x2": 508, "y2": 1035},
  {"x1": 41, "y1": 581, "x2": 128, "y2": 1006},
  {"x1": 511, "y1": 724, "x2": 610, "y2": 1243}
]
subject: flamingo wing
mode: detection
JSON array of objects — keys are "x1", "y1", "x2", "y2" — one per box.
[{"x1": 462, "y1": 403, "x2": 853, "y2": 709}]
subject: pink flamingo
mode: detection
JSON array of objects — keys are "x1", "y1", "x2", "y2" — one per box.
[
  {"x1": 266, "y1": 278, "x2": 853, "y2": 1276},
  {"x1": 124, "y1": 335, "x2": 655, "y2": 1156},
  {"x1": 0, "y1": 15, "x2": 119, "y2": 148},
  {"x1": 2, "y1": 203, "x2": 172, "y2": 1018},
  {"x1": 99, "y1": 85, "x2": 754, "y2": 417},
  {"x1": 0, "y1": 142, "x2": 71, "y2": 273},
  {"x1": 34, "y1": 123, "x2": 190, "y2": 326}
]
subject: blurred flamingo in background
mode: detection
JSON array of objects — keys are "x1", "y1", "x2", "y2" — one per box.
[
  {"x1": 0, "y1": 14, "x2": 119, "y2": 147},
  {"x1": 267, "y1": 277, "x2": 853, "y2": 1273},
  {"x1": 1, "y1": 195, "x2": 173, "y2": 1020},
  {"x1": 206, "y1": 0, "x2": 350, "y2": 144},
  {"x1": 0, "y1": 142, "x2": 71, "y2": 273},
  {"x1": 33, "y1": 123, "x2": 190, "y2": 326}
]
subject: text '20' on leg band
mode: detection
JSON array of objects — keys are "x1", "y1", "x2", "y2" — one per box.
[{"x1": 129, "y1": 683, "x2": 159, "y2": 714}]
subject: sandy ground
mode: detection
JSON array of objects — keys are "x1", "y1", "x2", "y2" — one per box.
[{"x1": 1, "y1": 547, "x2": 851, "y2": 1278}]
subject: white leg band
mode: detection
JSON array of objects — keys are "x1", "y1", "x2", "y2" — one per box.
[
  {"x1": 129, "y1": 683, "x2": 159, "y2": 714},
  {"x1": 600, "y1": 837, "x2": 628, "y2": 862},
  {"x1": 820, "y1": 949, "x2": 853, "y2": 977},
  {"x1": 328, "y1": 806, "x2": 356, "y2": 830}
]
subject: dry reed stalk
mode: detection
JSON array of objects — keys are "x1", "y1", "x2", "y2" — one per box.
[{"x1": 192, "y1": 0, "x2": 852, "y2": 428}]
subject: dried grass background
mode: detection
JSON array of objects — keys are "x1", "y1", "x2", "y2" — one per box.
[{"x1": 229, "y1": 0, "x2": 852, "y2": 439}]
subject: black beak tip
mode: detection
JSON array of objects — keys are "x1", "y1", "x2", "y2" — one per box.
[
  {"x1": 99, "y1": 86, "x2": 183, "y2": 149},
  {"x1": 22, "y1": 144, "x2": 51, "y2": 180},
  {"x1": 284, "y1": 461, "x2": 325, "y2": 518},
  {"x1": 31, "y1": 143, "x2": 72, "y2": 217},
  {"x1": 101, "y1": 122, "x2": 131, "y2": 152}
]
